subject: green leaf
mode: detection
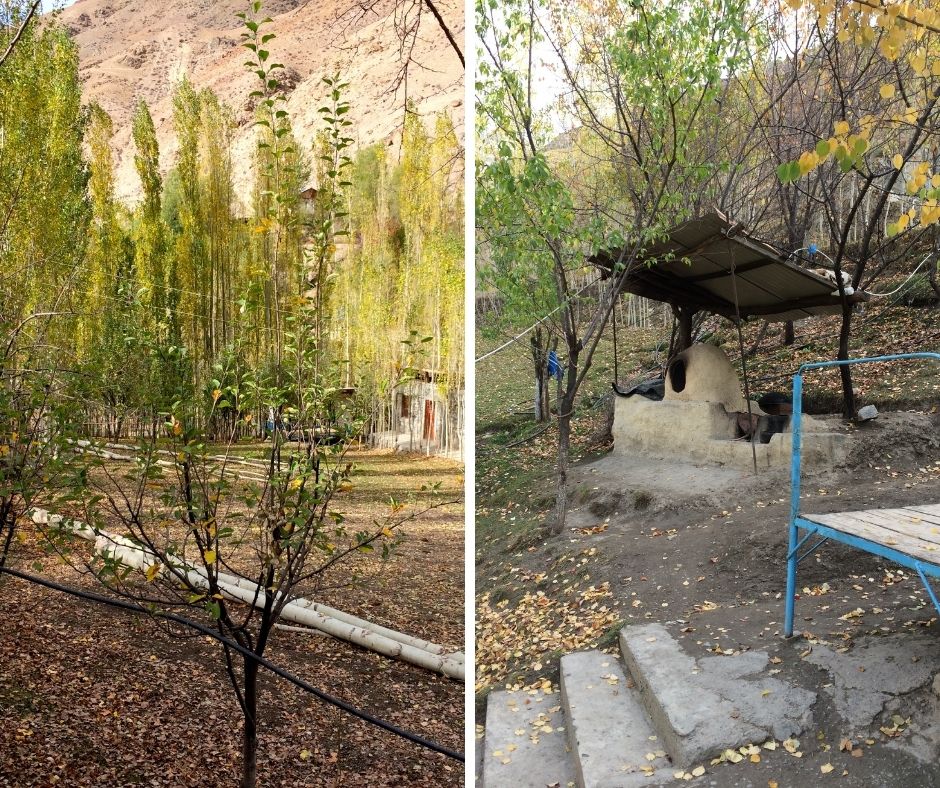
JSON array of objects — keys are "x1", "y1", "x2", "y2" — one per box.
[{"x1": 776, "y1": 161, "x2": 798, "y2": 184}]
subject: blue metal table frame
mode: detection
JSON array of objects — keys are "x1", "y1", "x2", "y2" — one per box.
[{"x1": 784, "y1": 352, "x2": 940, "y2": 638}]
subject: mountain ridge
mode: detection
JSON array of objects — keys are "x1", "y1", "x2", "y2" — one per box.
[{"x1": 53, "y1": 0, "x2": 464, "y2": 205}]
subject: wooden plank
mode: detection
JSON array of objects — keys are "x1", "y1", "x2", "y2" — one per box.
[
  {"x1": 807, "y1": 512, "x2": 940, "y2": 565},
  {"x1": 906, "y1": 504, "x2": 940, "y2": 521},
  {"x1": 832, "y1": 509, "x2": 940, "y2": 547},
  {"x1": 881, "y1": 507, "x2": 940, "y2": 527}
]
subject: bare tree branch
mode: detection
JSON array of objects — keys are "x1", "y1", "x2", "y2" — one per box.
[{"x1": 0, "y1": 0, "x2": 40, "y2": 71}]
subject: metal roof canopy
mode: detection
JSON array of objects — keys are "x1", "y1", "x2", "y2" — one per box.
[{"x1": 590, "y1": 210, "x2": 868, "y2": 322}]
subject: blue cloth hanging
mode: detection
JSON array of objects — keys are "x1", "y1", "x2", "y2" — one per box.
[{"x1": 548, "y1": 350, "x2": 563, "y2": 380}]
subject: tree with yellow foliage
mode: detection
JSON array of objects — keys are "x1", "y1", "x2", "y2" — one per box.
[{"x1": 772, "y1": 0, "x2": 938, "y2": 414}]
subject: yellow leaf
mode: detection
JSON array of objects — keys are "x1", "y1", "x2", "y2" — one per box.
[
  {"x1": 381, "y1": 526, "x2": 394, "y2": 538},
  {"x1": 289, "y1": 477, "x2": 303, "y2": 491},
  {"x1": 893, "y1": 154, "x2": 904, "y2": 170},
  {"x1": 879, "y1": 83, "x2": 895, "y2": 99},
  {"x1": 821, "y1": 763, "x2": 835, "y2": 774},
  {"x1": 300, "y1": 749, "x2": 311, "y2": 761},
  {"x1": 338, "y1": 480, "x2": 353, "y2": 492},
  {"x1": 834, "y1": 120, "x2": 849, "y2": 136},
  {"x1": 212, "y1": 388, "x2": 222, "y2": 402},
  {"x1": 798, "y1": 151, "x2": 819, "y2": 174},
  {"x1": 203, "y1": 549, "x2": 217, "y2": 564},
  {"x1": 145, "y1": 563, "x2": 161, "y2": 582}
]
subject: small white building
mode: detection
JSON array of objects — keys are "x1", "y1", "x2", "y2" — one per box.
[{"x1": 371, "y1": 370, "x2": 463, "y2": 460}]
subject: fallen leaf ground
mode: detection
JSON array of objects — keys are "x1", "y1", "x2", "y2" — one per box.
[
  {"x1": 477, "y1": 294, "x2": 940, "y2": 786},
  {"x1": 0, "y1": 448, "x2": 464, "y2": 787}
]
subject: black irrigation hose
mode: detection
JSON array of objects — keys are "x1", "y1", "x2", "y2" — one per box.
[{"x1": 0, "y1": 566, "x2": 464, "y2": 763}]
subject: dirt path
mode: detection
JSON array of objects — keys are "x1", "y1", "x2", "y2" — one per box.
[{"x1": 477, "y1": 410, "x2": 940, "y2": 786}]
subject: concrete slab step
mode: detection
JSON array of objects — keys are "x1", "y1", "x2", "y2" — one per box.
[
  {"x1": 560, "y1": 650, "x2": 672, "y2": 787},
  {"x1": 619, "y1": 623, "x2": 815, "y2": 769},
  {"x1": 483, "y1": 688, "x2": 577, "y2": 788}
]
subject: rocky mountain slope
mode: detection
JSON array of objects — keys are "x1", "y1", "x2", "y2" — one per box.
[{"x1": 54, "y1": 0, "x2": 463, "y2": 205}]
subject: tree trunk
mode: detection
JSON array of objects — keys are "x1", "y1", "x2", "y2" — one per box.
[
  {"x1": 535, "y1": 376, "x2": 549, "y2": 422},
  {"x1": 783, "y1": 321, "x2": 795, "y2": 346},
  {"x1": 838, "y1": 303, "x2": 855, "y2": 419},
  {"x1": 928, "y1": 260, "x2": 940, "y2": 306},
  {"x1": 530, "y1": 328, "x2": 551, "y2": 422},
  {"x1": 241, "y1": 657, "x2": 260, "y2": 788},
  {"x1": 0, "y1": 498, "x2": 15, "y2": 577},
  {"x1": 549, "y1": 337, "x2": 578, "y2": 536},
  {"x1": 549, "y1": 403, "x2": 572, "y2": 536},
  {"x1": 676, "y1": 306, "x2": 695, "y2": 351}
]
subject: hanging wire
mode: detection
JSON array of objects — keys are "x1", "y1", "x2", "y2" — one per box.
[
  {"x1": 864, "y1": 251, "x2": 936, "y2": 298},
  {"x1": 474, "y1": 276, "x2": 602, "y2": 363}
]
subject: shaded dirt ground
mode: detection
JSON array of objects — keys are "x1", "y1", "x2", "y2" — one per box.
[
  {"x1": 0, "y1": 448, "x2": 464, "y2": 787},
  {"x1": 476, "y1": 411, "x2": 940, "y2": 786}
]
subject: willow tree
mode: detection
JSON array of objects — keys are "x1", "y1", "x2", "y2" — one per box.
[
  {"x1": 172, "y1": 77, "x2": 211, "y2": 379},
  {"x1": 132, "y1": 100, "x2": 166, "y2": 312},
  {"x1": 0, "y1": 4, "x2": 87, "y2": 574},
  {"x1": 0, "y1": 11, "x2": 87, "y2": 325},
  {"x1": 200, "y1": 91, "x2": 242, "y2": 359},
  {"x1": 397, "y1": 110, "x2": 464, "y2": 451},
  {"x1": 319, "y1": 107, "x2": 462, "y2": 451},
  {"x1": 82, "y1": 104, "x2": 149, "y2": 437},
  {"x1": 329, "y1": 143, "x2": 397, "y2": 402},
  {"x1": 131, "y1": 98, "x2": 195, "y2": 415},
  {"x1": 163, "y1": 80, "x2": 251, "y2": 409}
]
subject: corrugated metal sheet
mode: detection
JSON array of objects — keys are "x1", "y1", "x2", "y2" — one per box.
[{"x1": 590, "y1": 210, "x2": 866, "y2": 322}]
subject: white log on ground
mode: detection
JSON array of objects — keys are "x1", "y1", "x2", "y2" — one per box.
[
  {"x1": 214, "y1": 569, "x2": 457, "y2": 657},
  {"x1": 211, "y1": 577, "x2": 465, "y2": 679},
  {"x1": 29, "y1": 508, "x2": 464, "y2": 680}
]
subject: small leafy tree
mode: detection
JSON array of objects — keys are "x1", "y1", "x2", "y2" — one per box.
[{"x1": 477, "y1": 0, "x2": 758, "y2": 533}]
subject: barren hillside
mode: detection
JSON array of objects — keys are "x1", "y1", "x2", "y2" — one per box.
[{"x1": 54, "y1": 0, "x2": 464, "y2": 205}]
